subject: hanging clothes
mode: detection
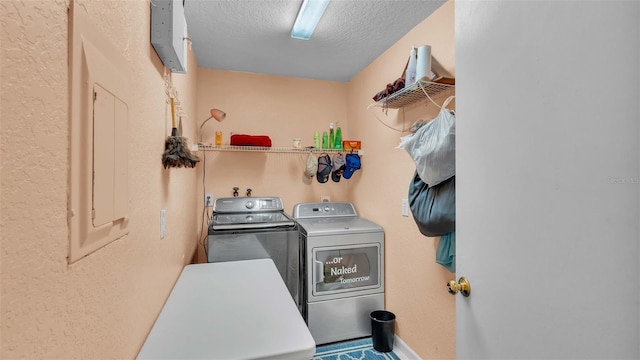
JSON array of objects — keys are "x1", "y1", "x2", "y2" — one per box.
[{"x1": 436, "y1": 232, "x2": 456, "y2": 273}]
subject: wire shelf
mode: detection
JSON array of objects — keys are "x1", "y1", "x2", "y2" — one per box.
[
  {"x1": 373, "y1": 80, "x2": 455, "y2": 109},
  {"x1": 194, "y1": 144, "x2": 363, "y2": 155}
]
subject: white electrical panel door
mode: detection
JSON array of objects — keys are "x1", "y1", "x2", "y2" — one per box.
[{"x1": 69, "y1": 4, "x2": 130, "y2": 263}]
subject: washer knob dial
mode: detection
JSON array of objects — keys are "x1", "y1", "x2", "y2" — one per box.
[
  {"x1": 245, "y1": 201, "x2": 255, "y2": 209},
  {"x1": 324, "y1": 205, "x2": 331, "y2": 212}
]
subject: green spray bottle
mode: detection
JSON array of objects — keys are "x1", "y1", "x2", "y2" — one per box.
[{"x1": 334, "y1": 123, "x2": 342, "y2": 149}]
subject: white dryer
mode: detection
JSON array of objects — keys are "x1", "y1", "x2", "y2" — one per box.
[{"x1": 293, "y1": 202, "x2": 384, "y2": 345}]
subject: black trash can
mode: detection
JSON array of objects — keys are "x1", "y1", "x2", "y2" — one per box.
[{"x1": 370, "y1": 310, "x2": 396, "y2": 352}]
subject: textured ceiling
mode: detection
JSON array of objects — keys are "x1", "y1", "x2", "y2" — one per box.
[{"x1": 184, "y1": 0, "x2": 446, "y2": 82}]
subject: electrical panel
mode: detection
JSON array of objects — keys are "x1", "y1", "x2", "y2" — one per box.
[
  {"x1": 69, "y1": 3, "x2": 130, "y2": 263},
  {"x1": 151, "y1": 0, "x2": 188, "y2": 73}
]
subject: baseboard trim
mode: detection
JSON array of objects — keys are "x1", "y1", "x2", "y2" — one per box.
[{"x1": 393, "y1": 335, "x2": 422, "y2": 360}]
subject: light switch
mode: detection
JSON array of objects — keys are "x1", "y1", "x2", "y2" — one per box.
[
  {"x1": 160, "y1": 209, "x2": 167, "y2": 239},
  {"x1": 402, "y1": 199, "x2": 409, "y2": 217}
]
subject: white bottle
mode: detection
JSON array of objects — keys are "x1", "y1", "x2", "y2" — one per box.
[
  {"x1": 415, "y1": 45, "x2": 432, "y2": 82},
  {"x1": 405, "y1": 46, "x2": 417, "y2": 88}
]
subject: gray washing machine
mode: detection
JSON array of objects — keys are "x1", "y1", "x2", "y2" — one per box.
[
  {"x1": 293, "y1": 202, "x2": 384, "y2": 345},
  {"x1": 206, "y1": 197, "x2": 301, "y2": 311}
]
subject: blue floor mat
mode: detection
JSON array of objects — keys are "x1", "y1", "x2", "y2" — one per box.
[{"x1": 313, "y1": 338, "x2": 401, "y2": 360}]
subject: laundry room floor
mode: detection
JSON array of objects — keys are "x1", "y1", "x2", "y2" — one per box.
[{"x1": 313, "y1": 337, "x2": 412, "y2": 359}]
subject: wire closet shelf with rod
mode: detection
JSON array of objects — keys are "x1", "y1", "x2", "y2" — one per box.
[
  {"x1": 369, "y1": 79, "x2": 455, "y2": 110},
  {"x1": 194, "y1": 144, "x2": 363, "y2": 155}
]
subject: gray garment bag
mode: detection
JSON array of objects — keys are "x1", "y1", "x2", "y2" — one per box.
[{"x1": 408, "y1": 171, "x2": 455, "y2": 237}]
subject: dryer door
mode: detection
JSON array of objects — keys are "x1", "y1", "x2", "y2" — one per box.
[{"x1": 310, "y1": 243, "x2": 381, "y2": 299}]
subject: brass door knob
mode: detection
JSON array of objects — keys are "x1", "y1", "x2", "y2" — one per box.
[{"x1": 447, "y1": 277, "x2": 471, "y2": 297}]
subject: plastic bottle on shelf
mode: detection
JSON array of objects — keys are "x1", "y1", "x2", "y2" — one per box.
[
  {"x1": 415, "y1": 45, "x2": 432, "y2": 82},
  {"x1": 329, "y1": 123, "x2": 335, "y2": 149},
  {"x1": 334, "y1": 124, "x2": 342, "y2": 149},
  {"x1": 322, "y1": 132, "x2": 328, "y2": 149},
  {"x1": 314, "y1": 131, "x2": 320, "y2": 148},
  {"x1": 404, "y1": 46, "x2": 417, "y2": 88}
]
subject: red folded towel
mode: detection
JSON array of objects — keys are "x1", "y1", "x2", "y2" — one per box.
[{"x1": 230, "y1": 134, "x2": 272, "y2": 147}]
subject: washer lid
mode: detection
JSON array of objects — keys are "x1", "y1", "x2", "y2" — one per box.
[{"x1": 296, "y1": 216, "x2": 383, "y2": 236}]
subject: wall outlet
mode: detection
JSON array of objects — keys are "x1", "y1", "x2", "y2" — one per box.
[
  {"x1": 205, "y1": 193, "x2": 213, "y2": 207},
  {"x1": 321, "y1": 195, "x2": 330, "y2": 202},
  {"x1": 160, "y1": 209, "x2": 167, "y2": 239},
  {"x1": 401, "y1": 199, "x2": 409, "y2": 217}
]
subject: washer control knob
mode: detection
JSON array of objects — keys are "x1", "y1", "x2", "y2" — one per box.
[
  {"x1": 246, "y1": 201, "x2": 255, "y2": 209},
  {"x1": 324, "y1": 205, "x2": 331, "y2": 212}
]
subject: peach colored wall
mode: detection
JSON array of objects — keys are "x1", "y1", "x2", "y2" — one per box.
[
  {"x1": 193, "y1": 70, "x2": 352, "y2": 260},
  {"x1": 347, "y1": 1, "x2": 455, "y2": 359},
  {"x1": 1, "y1": 0, "x2": 200, "y2": 358}
]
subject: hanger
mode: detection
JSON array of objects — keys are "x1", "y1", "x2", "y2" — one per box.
[
  {"x1": 441, "y1": 95, "x2": 456, "y2": 115},
  {"x1": 418, "y1": 82, "x2": 455, "y2": 111}
]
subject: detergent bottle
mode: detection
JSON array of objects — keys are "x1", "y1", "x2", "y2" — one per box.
[
  {"x1": 334, "y1": 124, "x2": 342, "y2": 149},
  {"x1": 405, "y1": 46, "x2": 417, "y2": 88},
  {"x1": 329, "y1": 123, "x2": 335, "y2": 149}
]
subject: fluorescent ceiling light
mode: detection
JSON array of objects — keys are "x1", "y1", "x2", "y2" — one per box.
[{"x1": 291, "y1": 0, "x2": 330, "y2": 40}]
